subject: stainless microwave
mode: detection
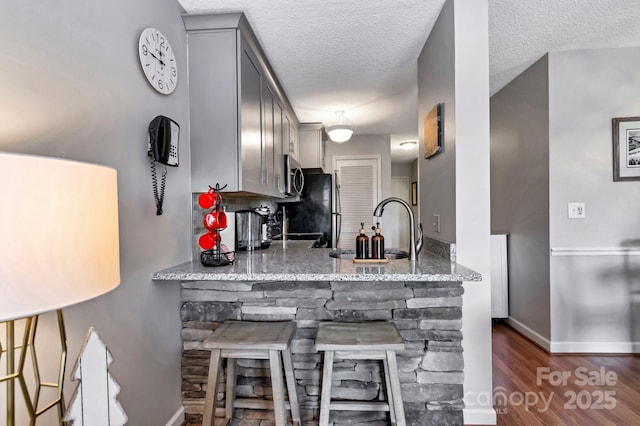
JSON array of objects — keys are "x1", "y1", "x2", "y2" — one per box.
[{"x1": 284, "y1": 154, "x2": 304, "y2": 196}]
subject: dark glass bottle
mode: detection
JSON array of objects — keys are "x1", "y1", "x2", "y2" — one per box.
[
  {"x1": 355, "y1": 222, "x2": 369, "y2": 259},
  {"x1": 371, "y1": 223, "x2": 385, "y2": 259}
]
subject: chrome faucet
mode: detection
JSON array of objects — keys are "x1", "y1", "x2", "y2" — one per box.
[{"x1": 373, "y1": 197, "x2": 423, "y2": 261}]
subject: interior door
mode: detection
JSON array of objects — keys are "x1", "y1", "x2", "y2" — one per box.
[{"x1": 334, "y1": 157, "x2": 381, "y2": 249}]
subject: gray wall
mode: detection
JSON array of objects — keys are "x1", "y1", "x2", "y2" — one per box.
[
  {"x1": 417, "y1": 0, "x2": 457, "y2": 243},
  {"x1": 490, "y1": 55, "x2": 551, "y2": 340},
  {"x1": 548, "y1": 47, "x2": 640, "y2": 349},
  {"x1": 391, "y1": 162, "x2": 412, "y2": 177},
  {"x1": 491, "y1": 46, "x2": 640, "y2": 351},
  {"x1": 1, "y1": 1, "x2": 190, "y2": 424},
  {"x1": 548, "y1": 47, "x2": 640, "y2": 247},
  {"x1": 418, "y1": 0, "x2": 494, "y2": 423}
]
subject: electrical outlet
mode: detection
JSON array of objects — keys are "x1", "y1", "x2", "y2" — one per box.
[
  {"x1": 568, "y1": 202, "x2": 586, "y2": 219},
  {"x1": 433, "y1": 214, "x2": 441, "y2": 232}
]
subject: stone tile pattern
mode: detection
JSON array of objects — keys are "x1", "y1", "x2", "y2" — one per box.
[{"x1": 181, "y1": 280, "x2": 464, "y2": 426}]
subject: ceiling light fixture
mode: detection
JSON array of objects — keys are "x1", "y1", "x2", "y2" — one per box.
[
  {"x1": 326, "y1": 111, "x2": 354, "y2": 143},
  {"x1": 400, "y1": 141, "x2": 418, "y2": 151}
]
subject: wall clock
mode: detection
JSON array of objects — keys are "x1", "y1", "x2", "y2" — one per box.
[{"x1": 138, "y1": 27, "x2": 178, "y2": 95}]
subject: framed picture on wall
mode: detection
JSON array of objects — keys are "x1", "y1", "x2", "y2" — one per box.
[
  {"x1": 411, "y1": 181, "x2": 418, "y2": 206},
  {"x1": 424, "y1": 103, "x2": 443, "y2": 159},
  {"x1": 613, "y1": 116, "x2": 640, "y2": 181}
]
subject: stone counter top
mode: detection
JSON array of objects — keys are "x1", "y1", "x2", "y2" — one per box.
[{"x1": 152, "y1": 241, "x2": 481, "y2": 282}]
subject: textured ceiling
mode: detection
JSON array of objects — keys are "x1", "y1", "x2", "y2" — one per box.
[{"x1": 178, "y1": 0, "x2": 640, "y2": 161}]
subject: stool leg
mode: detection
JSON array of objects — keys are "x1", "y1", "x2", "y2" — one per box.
[
  {"x1": 225, "y1": 358, "x2": 237, "y2": 424},
  {"x1": 203, "y1": 349, "x2": 222, "y2": 426},
  {"x1": 269, "y1": 350, "x2": 287, "y2": 426},
  {"x1": 282, "y1": 349, "x2": 301, "y2": 426},
  {"x1": 383, "y1": 356, "x2": 397, "y2": 425},
  {"x1": 385, "y1": 350, "x2": 406, "y2": 426},
  {"x1": 319, "y1": 350, "x2": 334, "y2": 426}
]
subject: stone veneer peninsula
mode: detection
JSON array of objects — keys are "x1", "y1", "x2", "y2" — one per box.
[{"x1": 153, "y1": 240, "x2": 480, "y2": 426}]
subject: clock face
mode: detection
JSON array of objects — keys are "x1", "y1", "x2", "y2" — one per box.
[{"x1": 138, "y1": 28, "x2": 177, "y2": 95}]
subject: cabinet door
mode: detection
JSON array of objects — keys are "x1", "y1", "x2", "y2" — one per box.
[
  {"x1": 299, "y1": 124, "x2": 326, "y2": 170},
  {"x1": 274, "y1": 101, "x2": 284, "y2": 194},
  {"x1": 283, "y1": 113, "x2": 293, "y2": 158},
  {"x1": 187, "y1": 30, "x2": 239, "y2": 192},
  {"x1": 240, "y1": 41, "x2": 263, "y2": 193},
  {"x1": 263, "y1": 83, "x2": 275, "y2": 190},
  {"x1": 290, "y1": 119, "x2": 299, "y2": 160}
]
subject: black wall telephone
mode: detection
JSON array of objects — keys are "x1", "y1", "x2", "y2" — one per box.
[
  {"x1": 148, "y1": 115, "x2": 179, "y2": 166},
  {"x1": 148, "y1": 115, "x2": 179, "y2": 215}
]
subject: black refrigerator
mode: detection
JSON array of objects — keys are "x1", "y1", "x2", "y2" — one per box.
[{"x1": 284, "y1": 170, "x2": 339, "y2": 248}]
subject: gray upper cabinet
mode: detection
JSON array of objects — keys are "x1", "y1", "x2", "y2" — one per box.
[
  {"x1": 274, "y1": 101, "x2": 284, "y2": 195},
  {"x1": 285, "y1": 114, "x2": 299, "y2": 161},
  {"x1": 239, "y1": 38, "x2": 264, "y2": 193},
  {"x1": 184, "y1": 13, "x2": 298, "y2": 197},
  {"x1": 262, "y1": 82, "x2": 275, "y2": 191},
  {"x1": 299, "y1": 123, "x2": 327, "y2": 171}
]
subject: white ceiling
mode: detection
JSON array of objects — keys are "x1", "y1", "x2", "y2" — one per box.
[{"x1": 178, "y1": 0, "x2": 640, "y2": 161}]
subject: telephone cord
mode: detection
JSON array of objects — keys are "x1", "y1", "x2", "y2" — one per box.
[{"x1": 149, "y1": 155, "x2": 167, "y2": 215}]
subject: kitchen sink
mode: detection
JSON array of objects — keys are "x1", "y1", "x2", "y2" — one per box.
[{"x1": 328, "y1": 249, "x2": 409, "y2": 260}]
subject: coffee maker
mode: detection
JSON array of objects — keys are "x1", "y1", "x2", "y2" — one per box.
[{"x1": 236, "y1": 208, "x2": 271, "y2": 250}]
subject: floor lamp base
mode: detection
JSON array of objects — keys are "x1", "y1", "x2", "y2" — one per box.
[{"x1": 1, "y1": 310, "x2": 67, "y2": 425}]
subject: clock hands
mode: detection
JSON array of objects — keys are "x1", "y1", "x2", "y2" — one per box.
[{"x1": 149, "y1": 51, "x2": 166, "y2": 69}]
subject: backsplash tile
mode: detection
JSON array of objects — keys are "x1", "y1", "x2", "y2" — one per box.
[{"x1": 423, "y1": 236, "x2": 456, "y2": 262}]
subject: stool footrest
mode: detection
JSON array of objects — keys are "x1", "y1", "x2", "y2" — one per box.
[
  {"x1": 234, "y1": 398, "x2": 293, "y2": 411},
  {"x1": 329, "y1": 401, "x2": 390, "y2": 412},
  {"x1": 333, "y1": 350, "x2": 387, "y2": 360}
]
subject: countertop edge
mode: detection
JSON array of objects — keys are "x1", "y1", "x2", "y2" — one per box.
[
  {"x1": 151, "y1": 242, "x2": 482, "y2": 283},
  {"x1": 151, "y1": 267, "x2": 482, "y2": 282}
]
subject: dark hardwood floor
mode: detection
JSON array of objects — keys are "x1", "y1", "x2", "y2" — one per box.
[{"x1": 490, "y1": 320, "x2": 640, "y2": 425}]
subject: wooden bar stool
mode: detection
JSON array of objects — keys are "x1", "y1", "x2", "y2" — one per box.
[
  {"x1": 315, "y1": 321, "x2": 406, "y2": 426},
  {"x1": 202, "y1": 321, "x2": 301, "y2": 426}
]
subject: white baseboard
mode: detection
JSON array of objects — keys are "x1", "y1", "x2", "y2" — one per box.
[
  {"x1": 166, "y1": 406, "x2": 185, "y2": 426},
  {"x1": 505, "y1": 317, "x2": 551, "y2": 351},
  {"x1": 550, "y1": 340, "x2": 640, "y2": 353},
  {"x1": 506, "y1": 317, "x2": 640, "y2": 353},
  {"x1": 463, "y1": 408, "x2": 497, "y2": 425}
]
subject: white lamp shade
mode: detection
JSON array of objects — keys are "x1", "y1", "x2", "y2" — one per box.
[
  {"x1": 0, "y1": 153, "x2": 120, "y2": 322},
  {"x1": 400, "y1": 141, "x2": 418, "y2": 151},
  {"x1": 326, "y1": 111, "x2": 354, "y2": 143},
  {"x1": 327, "y1": 126, "x2": 354, "y2": 143}
]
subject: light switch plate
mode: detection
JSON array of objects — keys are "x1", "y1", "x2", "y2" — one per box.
[{"x1": 568, "y1": 202, "x2": 586, "y2": 219}]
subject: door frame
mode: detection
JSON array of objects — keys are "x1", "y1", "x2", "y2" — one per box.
[
  {"x1": 333, "y1": 155, "x2": 383, "y2": 248},
  {"x1": 332, "y1": 154, "x2": 382, "y2": 203}
]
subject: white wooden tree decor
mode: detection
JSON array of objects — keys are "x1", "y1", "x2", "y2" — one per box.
[{"x1": 65, "y1": 327, "x2": 128, "y2": 425}]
